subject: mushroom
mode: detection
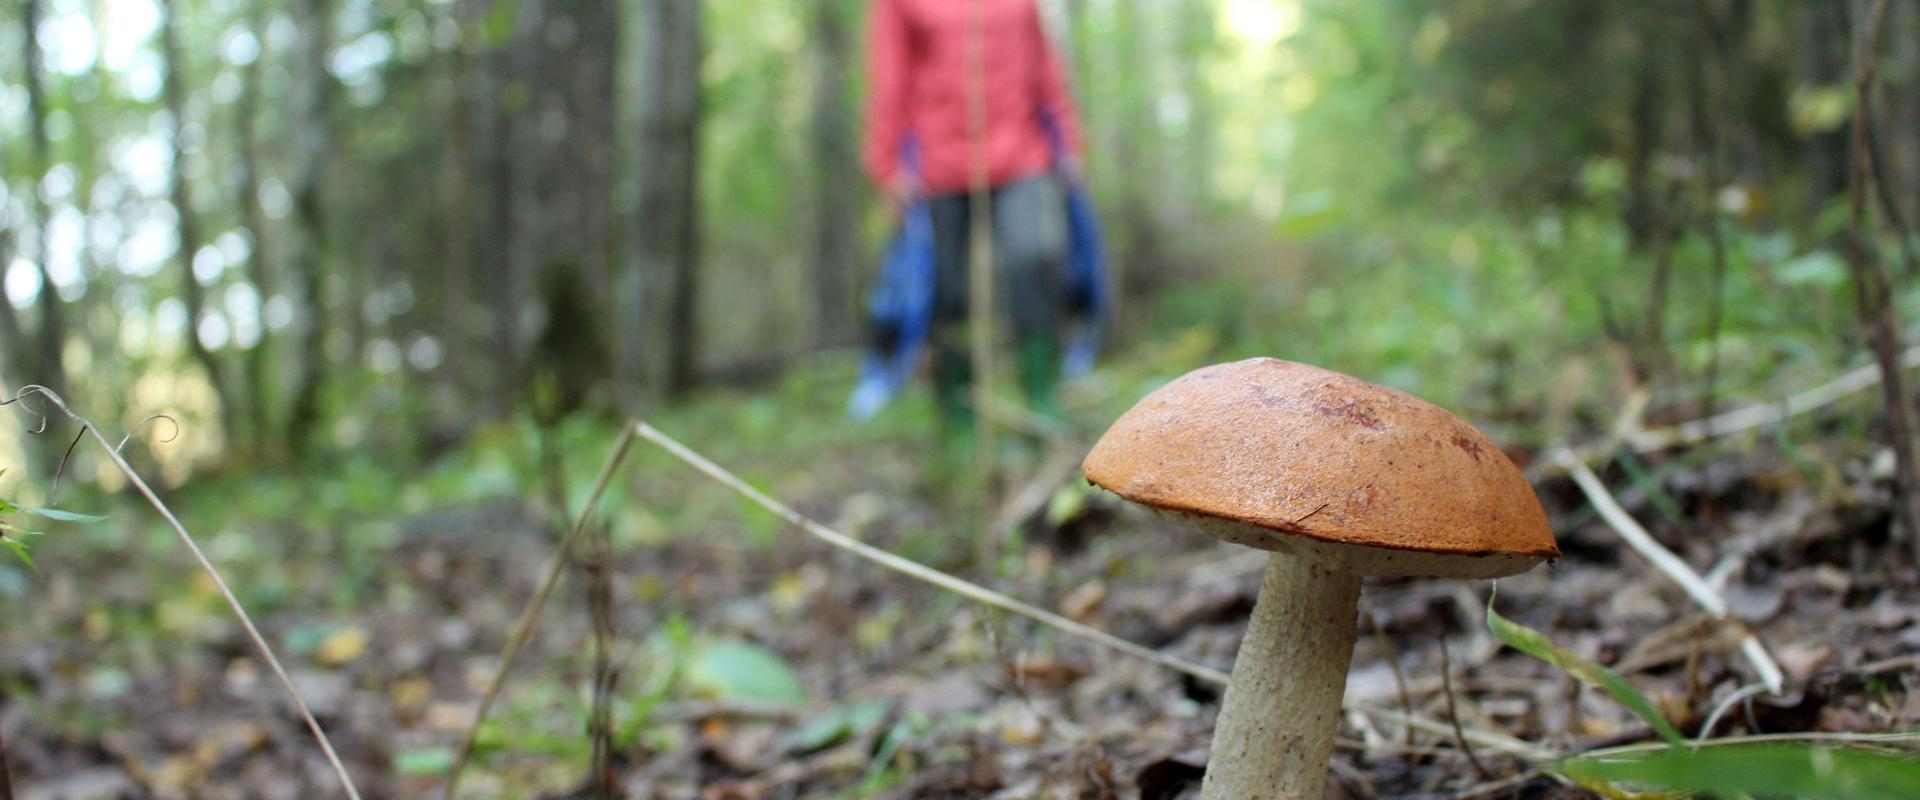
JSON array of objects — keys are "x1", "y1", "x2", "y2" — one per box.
[{"x1": 1083, "y1": 358, "x2": 1557, "y2": 799}]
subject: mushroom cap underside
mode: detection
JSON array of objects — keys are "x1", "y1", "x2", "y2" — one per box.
[{"x1": 1083, "y1": 358, "x2": 1558, "y2": 578}]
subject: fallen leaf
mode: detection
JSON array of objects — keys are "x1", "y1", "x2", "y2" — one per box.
[
  {"x1": 687, "y1": 639, "x2": 805, "y2": 704},
  {"x1": 1059, "y1": 580, "x2": 1107, "y2": 622},
  {"x1": 315, "y1": 625, "x2": 369, "y2": 667}
]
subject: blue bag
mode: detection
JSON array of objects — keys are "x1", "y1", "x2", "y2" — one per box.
[
  {"x1": 847, "y1": 199, "x2": 936, "y2": 420},
  {"x1": 1059, "y1": 182, "x2": 1108, "y2": 379}
]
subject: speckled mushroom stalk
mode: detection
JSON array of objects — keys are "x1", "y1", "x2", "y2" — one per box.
[{"x1": 1084, "y1": 358, "x2": 1558, "y2": 800}]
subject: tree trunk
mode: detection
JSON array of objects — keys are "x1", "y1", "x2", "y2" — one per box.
[
  {"x1": 22, "y1": 0, "x2": 68, "y2": 402},
  {"x1": 162, "y1": 0, "x2": 238, "y2": 445},
  {"x1": 0, "y1": 193, "x2": 27, "y2": 398},
  {"x1": 631, "y1": 0, "x2": 703, "y2": 398},
  {"x1": 437, "y1": 0, "x2": 476, "y2": 403},
  {"x1": 1625, "y1": 50, "x2": 1663, "y2": 252},
  {"x1": 1176, "y1": 0, "x2": 1216, "y2": 216},
  {"x1": 236, "y1": 0, "x2": 275, "y2": 448},
  {"x1": 285, "y1": 0, "x2": 334, "y2": 458},
  {"x1": 808, "y1": 0, "x2": 858, "y2": 349},
  {"x1": 1799, "y1": 2, "x2": 1851, "y2": 205},
  {"x1": 1109, "y1": 0, "x2": 1163, "y2": 331},
  {"x1": 478, "y1": 52, "x2": 519, "y2": 415}
]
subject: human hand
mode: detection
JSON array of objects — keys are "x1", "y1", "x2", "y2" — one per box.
[
  {"x1": 1057, "y1": 153, "x2": 1085, "y2": 187},
  {"x1": 886, "y1": 173, "x2": 919, "y2": 219}
]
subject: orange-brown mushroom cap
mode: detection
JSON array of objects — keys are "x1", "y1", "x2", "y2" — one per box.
[{"x1": 1084, "y1": 358, "x2": 1558, "y2": 578}]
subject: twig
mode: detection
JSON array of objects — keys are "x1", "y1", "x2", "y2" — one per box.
[
  {"x1": 583, "y1": 518, "x2": 616, "y2": 800},
  {"x1": 1697, "y1": 682, "x2": 1768, "y2": 742},
  {"x1": 1326, "y1": 757, "x2": 1376, "y2": 799},
  {"x1": 963, "y1": 0, "x2": 999, "y2": 567},
  {"x1": 629, "y1": 419, "x2": 1561, "y2": 763},
  {"x1": 1362, "y1": 604, "x2": 1415, "y2": 749},
  {"x1": 5, "y1": 387, "x2": 361, "y2": 798},
  {"x1": 0, "y1": 700, "x2": 14, "y2": 800},
  {"x1": 634, "y1": 419, "x2": 1224, "y2": 684},
  {"x1": 1859, "y1": 654, "x2": 1920, "y2": 674},
  {"x1": 1440, "y1": 637, "x2": 1493, "y2": 779},
  {"x1": 1554, "y1": 450, "x2": 1785, "y2": 694},
  {"x1": 1360, "y1": 705, "x2": 1555, "y2": 762},
  {"x1": 1542, "y1": 347, "x2": 1920, "y2": 478},
  {"x1": 442, "y1": 425, "x2": 637, "y2": 800},
  {"x1": 1445, "y1": 770, "x2": 1543, "y2": 800},
  {"x1": 1861, "y1": 95, "x2": 1920, "y2": 279}
]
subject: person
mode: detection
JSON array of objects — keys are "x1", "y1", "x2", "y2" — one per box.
[{"x1": 862, "y1": 0, "x2": 1086, "y2": 438}]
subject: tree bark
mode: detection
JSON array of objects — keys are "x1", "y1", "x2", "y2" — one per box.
[
  {"x1": 1800, "y1": 2, "x2": 1852, "y2": 205},
  {"x1": 235, "y1": 0, "x2": 275, "y2": 447},
  {"x1": 437, "y1": 0, "x2": 476, "y2": 403},
  {"x1": 285, "y1": 0, "x2": 334, "y2": 458},
  {"x1": 1109, "y1": 0, "x2": 1163, "y2": 331},
  {"x1": 0, "y1": 704, "x2": 14, "y2": 800},
  {"x1": 1176, "y1": 0, "x2": 1216, "y2": 216},
  {"x1": 478, "y1": 46, "x2": 519, "y2": 415},
  {"x1": 21, "y1": 0, "x2": 68, "y2": 402},
  {"x1": 0, "y1": 185, "x2": 28, "y2": 395},
  {"x1": 808, "y1": 0, "x2": 858, "y2": 348},
  {"x1": 631, "y1": 0, "x2": 703, "y2": 398},
  {"x1": 162, "y1": 0, "x2": 238, "y2": 445}
]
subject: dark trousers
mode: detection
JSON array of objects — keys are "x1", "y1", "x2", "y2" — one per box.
[{"x1": 926, "y1": 175, "x2": 1066, "y2": 424}]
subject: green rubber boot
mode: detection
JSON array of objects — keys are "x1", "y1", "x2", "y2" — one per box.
[
  {"x1": 933, "y1": 349, "x2": 975, "y2": 462},
  {"x1": 1016, "y1": 334, "x2": 1063, "y2": 424}
]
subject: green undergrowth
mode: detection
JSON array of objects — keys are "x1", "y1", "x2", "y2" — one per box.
[{"x1": 1491, "y1": 595, "x2": 1920, "y2": 799}]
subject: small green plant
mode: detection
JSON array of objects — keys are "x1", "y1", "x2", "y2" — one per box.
[
  {"x1": 0, "y1": 470, "x2": 106, "y2": 570},
  {"x1": 1489, "y1": 594, "x2": 1920, "y2": 799}
]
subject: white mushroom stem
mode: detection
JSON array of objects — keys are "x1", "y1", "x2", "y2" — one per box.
[{"x1": 1202, "y1": 554, "x2": 1362, "y2": 800}]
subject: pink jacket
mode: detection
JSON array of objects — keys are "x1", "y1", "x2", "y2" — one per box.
[{"x1": 862, "y1": 0, "x2": 1085, "y2": 195}]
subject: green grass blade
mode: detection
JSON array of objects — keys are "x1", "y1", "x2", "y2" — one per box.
[
  {"x1": 1487, "y1": 593, "x2": 1685, "y2": 745},
  {"x1": 12, "y1": 504, "x2": 106, "y2": 523},
  {"x1": 2, "y1": 536, "x2": 38, "y2": 571},
  {"x1": 1565, "y1": 743, "x2": 1920, "y2": 800}
]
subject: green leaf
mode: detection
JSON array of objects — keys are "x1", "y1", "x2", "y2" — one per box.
[
  {"x1": 13, "y1": 504, "x2": 106, "y2": 523},
  {"x1": 1, "y1": 536, "x2": 38, "y2": 571},
  {"x1": 684, "y1": 639, "x2": 805, "y2": 704},
  {"x1": 1565, "y1": 743, "x2": 1920, "y2": 800},
  {"x1": 781, "y1": 698, "x2": 890, "y2": 754},
  {"x1": 392, "y1": 746, "x2": 457, "y2": 776},
  {"x1": 1487, "y1": 593, "x2": 1685, "y2": 745}
]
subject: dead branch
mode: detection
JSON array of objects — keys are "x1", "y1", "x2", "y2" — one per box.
[{"x1": 442, "y1": 425, "x2": 638, "y2": 800}]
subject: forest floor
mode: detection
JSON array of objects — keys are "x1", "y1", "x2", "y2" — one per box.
[{"x1": 3, "y1": 351, "x2": 1920, "y2": 799}]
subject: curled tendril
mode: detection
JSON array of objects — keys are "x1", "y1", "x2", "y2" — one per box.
[
  {"x1": 0, "y1": 385, "x2": 56, "y2": 435},
  {"x1": 47, "y1": 428, "x2": 87, "y2": 506},
  {"x1": 117, "y1": 414, "x2": 182, "y2": 454}
]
